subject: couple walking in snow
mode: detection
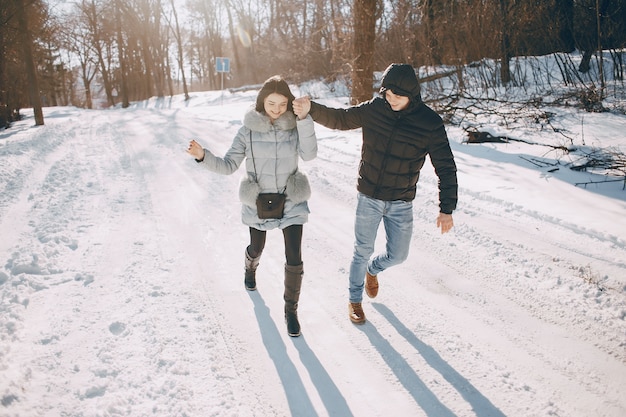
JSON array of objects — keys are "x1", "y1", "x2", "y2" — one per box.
[{"x1": 187, "y1": 64, "x2": 458, "y2": 337}]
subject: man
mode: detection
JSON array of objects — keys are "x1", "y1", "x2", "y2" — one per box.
[{"x1": 293, "y1": 63, "x2": 458, "y2": 324}]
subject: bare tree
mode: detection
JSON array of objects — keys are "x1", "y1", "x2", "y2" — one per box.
[
  {"x1": 499, "y1": 0, "x2": 512, "y2": 84},
  {"x1": 423, "y1": 0, "x2": 443, "y2": 65},
  {"x1": 15, "y1": 0, "x2": 44, "y2": 125},
  {"x1": 3, "y1": 0, "x2": 622, "y2": 117},
  {"x1": 352, "y1": 0, "x2": 377, "y2": 104},
  {"x1": 115, "y1": 0, "x2": 129, "y2": 107},
  {"x1": 58, "y1": 12, "x2": 98, "y2": 108},
  {"x1": 166, "y1": 0, "x2": 189, "y2": 100},
  {"x1": 82, "y1": 0, "x2": 116, "y2": 106},
  {"x1": 186, "y1": 0, "x2": 225, "y2": 90}
]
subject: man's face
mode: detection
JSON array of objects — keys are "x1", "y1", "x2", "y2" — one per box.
[{"x1": 385, "y1": 90, "x2": 410, "y2": 111}]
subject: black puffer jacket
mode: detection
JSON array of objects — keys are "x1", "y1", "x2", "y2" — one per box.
[{"x1": 309, "y1": 64, "x2": 458, "y2": 214}]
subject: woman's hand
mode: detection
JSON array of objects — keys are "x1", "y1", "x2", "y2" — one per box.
[
  {"x1": 187, "y1": 140, "x2": 205, "y2": 161},
  {"x1": 436, "y1": 213, "x2": 454, "y2": 234},
  {"x1": 293, "y1": 96, "x2": 311, "y2": 119}
]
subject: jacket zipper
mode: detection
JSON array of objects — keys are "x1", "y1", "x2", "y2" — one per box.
[{"x1": 373, "y1": 116, "x2": 400, "y2": 196}]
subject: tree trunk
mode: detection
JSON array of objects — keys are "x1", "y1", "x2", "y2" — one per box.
[
  {"x1": 169, "y1": 0, "x2": 189, "y2": 100},
  {"x1": 139, "y1": 32, "x2": 155, "y2": 98},
  {"x1": 352, "y1": 0, "x2": 377, "y2": 104},
  {"x1": 499, "y1": 0, "x2": 511, "y2": 84},
  {"x1": 86, "y1": 0, "x2": 115, "y2": 106},
  {"x1": 579, "y1": 50, "x2": 593, "y2": 73},
  {"x1": 595, "y1": 0, "x2": 605, "y2": 94},
  {"x1": 83, "y1": 82, "x2": 93, "y2": 109},
  {"x1": 557, "y1": 0, "x2": 576, "y2": 52},
  {"x1": 224, "y1": 1, "x2": 241, "y2": 83},
  {"x1": 116, "y1": 0, "x2": 129, "y2": 108},
  {"x1": 152, "y1": 0, "x2": 165, "y2": 98},
  {"x1": 16, "y1": 0, "x2": 44, "y2": 125}
]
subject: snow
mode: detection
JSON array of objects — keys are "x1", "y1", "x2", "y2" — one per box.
[{"x1": 1, "y1": 77, "x2": 625, "y2": 417}]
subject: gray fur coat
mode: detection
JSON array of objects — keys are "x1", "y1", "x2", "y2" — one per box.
[{"x1": 198, "y1": 107, "x2": 317, "y2": 230}]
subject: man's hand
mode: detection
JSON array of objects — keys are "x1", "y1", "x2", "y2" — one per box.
[
  {"x1": 187, "y1": 139, "x2": 205, "y2": 160},
  {"x1": 436, "y1": 213, "x2": 454, "y2": 234},
  {"x1": 293, "y1": 96, "x2": 311, "y2": 119}
]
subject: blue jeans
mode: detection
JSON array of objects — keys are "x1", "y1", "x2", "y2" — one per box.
[{"x1": 348, "y1": 193, "x2": 413, "y2": 303}]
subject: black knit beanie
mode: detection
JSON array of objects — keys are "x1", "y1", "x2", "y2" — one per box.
[{"x1": 379, "y1": 63, "x2": 421, "y2": 100}]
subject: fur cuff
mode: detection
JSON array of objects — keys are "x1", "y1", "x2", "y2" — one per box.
[
  {"x1": 286, "y1": 170, "x2": 311, "y2": 204},
  {"x1": 239, "y1": 177, "x2": 261, "y2": 208}
]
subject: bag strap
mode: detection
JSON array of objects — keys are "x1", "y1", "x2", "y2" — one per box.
[
  {"x1": 249, "y1": 130, "x2": 258, "y2": 181},
  {"x1": 248, "y1": 130, "x2": 285, "y2": 194}
]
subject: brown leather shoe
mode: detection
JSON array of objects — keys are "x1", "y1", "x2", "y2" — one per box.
[
  {"x1": 365, "y1": 271, "x2": 378, "y2": 298},
  {"x1": 349, "y1": 302, "x2": 366, "y2": 324}
]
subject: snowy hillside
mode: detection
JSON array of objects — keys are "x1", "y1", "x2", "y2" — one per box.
[{"x1": 0, "y1": 76, "x2": 625, "y2": 416}]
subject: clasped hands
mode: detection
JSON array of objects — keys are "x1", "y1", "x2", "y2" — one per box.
[{"x1": 293, "y1": 96, "x2": 312, "y2": 120}]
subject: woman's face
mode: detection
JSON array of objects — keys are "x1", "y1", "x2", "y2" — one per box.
[
  {"x1": 263, "y1": 93, "x2": 289, "y2": 121},
  {"x1": 385, "y1": 90, "x2": 410, "y2": 111}
]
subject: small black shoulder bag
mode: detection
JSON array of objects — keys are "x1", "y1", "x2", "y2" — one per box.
[{"x1": 250, "y1": 132, "x2": 285, "y2": 219}]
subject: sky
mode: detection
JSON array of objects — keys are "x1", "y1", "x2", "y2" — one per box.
[{"x1": 0, "y1": 58, "x2": 625, "y2": 417}]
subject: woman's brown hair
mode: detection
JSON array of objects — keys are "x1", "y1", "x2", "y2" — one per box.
[{"x1": 255, "y1": 76, "x2": 295, "y2": 113}]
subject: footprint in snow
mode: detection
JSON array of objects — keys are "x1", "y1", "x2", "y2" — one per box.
[{"x1": 109, "y1": 321, "x2": 126, "y2": 336}]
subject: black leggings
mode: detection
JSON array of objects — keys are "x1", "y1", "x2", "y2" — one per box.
[{"x1": 248, "y1": 225, "x2": 303, "y2": 266}]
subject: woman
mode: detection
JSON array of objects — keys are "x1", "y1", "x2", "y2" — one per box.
[{"x1": 187, "y1": 76, "x2": 317, "y2": 337}]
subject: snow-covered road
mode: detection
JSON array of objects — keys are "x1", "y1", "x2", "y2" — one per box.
[{"x1": 1, "y1": 91, "x2": 625, "y2": 416}]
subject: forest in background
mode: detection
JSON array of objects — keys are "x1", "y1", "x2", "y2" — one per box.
[{"x1": 1, "y1": 0, "x2": 625, "y2": 128}]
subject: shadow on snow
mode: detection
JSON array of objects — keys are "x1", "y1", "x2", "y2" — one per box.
[
  {"x1": 248, "y1": 290, "x2": 353, "y2": 417},
  {"x1": 371, "y1": 302, "x2": 507, "y2": 417}
]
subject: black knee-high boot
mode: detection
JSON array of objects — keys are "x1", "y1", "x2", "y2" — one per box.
[
  {"x1": 244, "y1": 247, "x2": 261, "y2": 291},
  {"x1": 284, "y1": 263, "x2": 303, "y2": 337}
]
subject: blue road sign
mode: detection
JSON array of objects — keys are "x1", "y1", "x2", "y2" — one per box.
[{"x1": 216, "y1": 57, "x2": 230, "y2": 73}]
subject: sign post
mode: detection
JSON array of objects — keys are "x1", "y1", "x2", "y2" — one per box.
[
  {"x1": 215, "y1": 57, "x2": 230, "y2": 91},
  {"x1": 216, "y1": 57, "x2": 230, "y2": 105}
]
